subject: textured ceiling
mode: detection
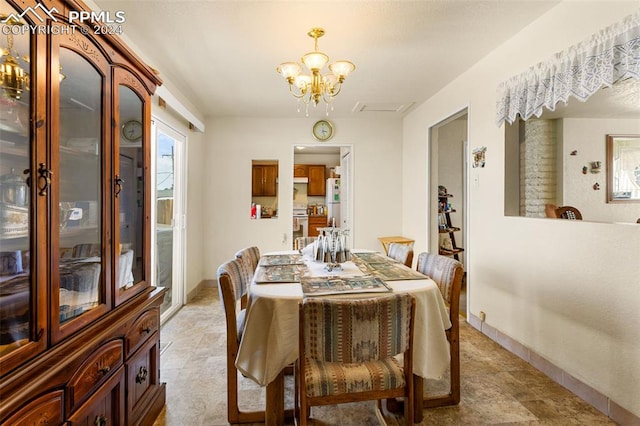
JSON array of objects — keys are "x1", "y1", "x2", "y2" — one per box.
[{"x1": 92, "y1": 0, "x2": 562, "y2": 118}]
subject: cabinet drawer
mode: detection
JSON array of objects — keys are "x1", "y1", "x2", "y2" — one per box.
[
  {"x1": 125, "y1": 308, "x2": 159, "y2": 356},
  {"x1": 68, "y1": 367, "x2": 125, "y2": 426},
  {"x1": 1, "y1": 390, "x2": 64, "y2": 426},
  {"x1": 127, "y1": 332, "x2": 159, "y2": 419},
  {"x1": 68, "y1": 339, "x2": 123, "y2": 411}
]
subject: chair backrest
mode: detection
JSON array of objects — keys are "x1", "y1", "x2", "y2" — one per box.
[
  {"x1": 294, "y1": 236, "x2": 317, "y2": 251},
  {"x1": 217, "y1": 258, "x2": 245, "y2": 310},
  {"x1": 556, "y1": 206, "x2": 582, "y2": 220},
  {"x1": 387, "y1": 242, "x2": 414, "y2": 268},
  {"x1": 416, "y1": 252, "x2": 463, "y2": 308},
  {"x1": 301, "y1": 294, "x2": 414, "y2": 363},
  {"x1": 544, "y1": 203, "x2": 559, "y2": 218},
  {"x1": 234, "y1": 246, "x2": 260, "y2": 289}
]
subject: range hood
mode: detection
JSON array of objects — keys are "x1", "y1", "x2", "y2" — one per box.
[{"x1": 293, "y1": 177, "x2": 309, "y2": 183}]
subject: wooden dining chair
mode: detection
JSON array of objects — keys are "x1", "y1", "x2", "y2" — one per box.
[
  {"x1": 294, "y1": 236, "x2": 317, "y2": 251},
  {"x1": 387, "y1": 242, "x2": 414, "y2": 268},
  {"x1": 296, "y1": 294, "x2": 416, "y2": 425},
  {"x1": 217, "y1": 258, "x2": 265, "y2": 424},
  {"x1": 556, "y1": 205, "x2": 582, "y2": 220},
  {"x1": 415, "y1": 252, "x2": 464, "y2": 409},
  {"x1": 544, "y1": 203, "x2": 559, "y2": 218}
]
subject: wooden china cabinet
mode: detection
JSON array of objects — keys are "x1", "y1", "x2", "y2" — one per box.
[{"x1": 0, "y1": 0, "x2": 165, "y2": 424}]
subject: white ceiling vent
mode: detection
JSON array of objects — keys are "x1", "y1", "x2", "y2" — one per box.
[{"x1": 352, "y1": 101, "x2": 415, "y2": 114}]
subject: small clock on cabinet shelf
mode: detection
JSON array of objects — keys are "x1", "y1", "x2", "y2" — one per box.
[
  {"x1": 312, "y1": 120, "x2": 334, "y2": 141},
  {"x1": 122, "y1": 119, "x2": 143, "y2": 142}
]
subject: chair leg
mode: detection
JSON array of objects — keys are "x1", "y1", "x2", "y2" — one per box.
[
  {"x1": 419, "y1": 333, "x2": 460, "y2": 410},
  {"x1": 228, "y1": 365, "x2": 266, "y2": 424}
]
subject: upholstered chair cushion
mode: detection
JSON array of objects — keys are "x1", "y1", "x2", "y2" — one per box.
[
  {"x1": 304, "y1": 357, "x2": 405, "y2": 398},
  {"x1": 235, "y1": 246, "x2": 261, "y2": 289},
  {"x1": 416, "y1": 252, "x2": 462, "y2": 306},
  {"x1": 387, "y1": 243, "x2": 414, "y2": 267},
  {"x1": 217, "y1": 258, "x2": 245, "y2": 304},
  {"x1": 236, "y1": 308, "x2": 246, "y2": 341},
  {"x1": 295, "y1": 237, "x2": 317, "y2": 251}
]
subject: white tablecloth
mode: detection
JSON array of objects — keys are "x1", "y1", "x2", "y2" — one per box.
[{"x1": 235, "y1": 252, "x2": 452, "y2": 387}]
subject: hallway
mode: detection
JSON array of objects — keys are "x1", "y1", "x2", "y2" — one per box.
[{"x1": 153, "y1": 286, "x2": 614, "y2": 425}]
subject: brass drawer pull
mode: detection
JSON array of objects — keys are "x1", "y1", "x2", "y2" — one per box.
[
  {"x1": 94, "y1": 415, "x2": 107, "y2": 426},
  {"x1": 98, "y1": 365, "x2": 111, "y2": 375}
]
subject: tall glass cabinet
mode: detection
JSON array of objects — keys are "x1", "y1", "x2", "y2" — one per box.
[{"x1": 0, "y1": 1, "x2": 165, "y2": 424}]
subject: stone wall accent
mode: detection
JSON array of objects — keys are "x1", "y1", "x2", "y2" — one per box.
[{"x1": 520, "y1": 119, "x2": 558, "y2": 217}]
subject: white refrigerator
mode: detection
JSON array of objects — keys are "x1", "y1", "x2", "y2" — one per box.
[{"x1": 326, "y1": 178, "x2": 340, "y2": 227}]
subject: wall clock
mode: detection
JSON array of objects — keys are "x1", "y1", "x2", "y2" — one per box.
[
  {"x1": 122, "y1": 119, "x2": 143, "y2": 142},
  {"x1": 312, "y1": 120, "x2": 334, "y2": 141}
]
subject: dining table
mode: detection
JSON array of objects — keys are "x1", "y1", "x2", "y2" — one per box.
[{"x1": 235, "y1": 249, "x2": 452, "y2": 425}]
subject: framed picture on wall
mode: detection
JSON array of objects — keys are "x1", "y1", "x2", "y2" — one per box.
[{"x1": 606, "y1": 134, "x2": 640, "y2": 202}]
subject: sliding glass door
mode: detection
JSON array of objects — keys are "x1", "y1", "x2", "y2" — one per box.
[{"x1": 152, "y1": 118, "x2": 186, "y2": 321}]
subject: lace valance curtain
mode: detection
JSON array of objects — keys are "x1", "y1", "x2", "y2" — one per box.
[{"x1": 496, "y1": 10, "x2": 640, "y2": 126}]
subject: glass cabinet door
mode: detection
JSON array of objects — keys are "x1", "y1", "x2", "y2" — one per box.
[
  {"x1": 0, "y1": 7, "x2": 41, "y2": 371},
  {"x1": 114, "y1": 69, "x2": 149, "y2": 305},
  {"x1": 51, "y1": 33, "x2": 111, "y2": 342}
]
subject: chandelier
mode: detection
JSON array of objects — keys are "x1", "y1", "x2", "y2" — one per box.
[{"x1": 277, "y1": 28, "x2": 355, "y2": 116}]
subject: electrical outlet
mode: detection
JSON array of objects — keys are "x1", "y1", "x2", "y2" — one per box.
[{"x1": 480, "y1": 311, "x2": 486, "y2": 322}]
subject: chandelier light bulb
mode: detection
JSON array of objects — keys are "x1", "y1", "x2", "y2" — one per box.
[
  {"x1": 276, "y1": 62, "x2": 301, "y2": 83},
  {"x1": 301, "y1": 51, "x2": 329, "y2": 71},
  {"x1": 329, "y1": 61, "x2": 355, "y2": 81}
]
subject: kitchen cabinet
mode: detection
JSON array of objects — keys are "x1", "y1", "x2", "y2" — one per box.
[
  {"x1": 307, "y1": 165, "x2": 326, "y2": 196},
  {"x1": 293, "y1": 164, "x2": 308, "y2": 177},
  {"x1": 0, "y1": 1, "x2": 165, "y2": 424},
  {"x1": 308, "y1": 216, "x2": 328, "y2": 237},
  {"x1": 252, "y1": 164, "x2": 278, "y2": 196}
]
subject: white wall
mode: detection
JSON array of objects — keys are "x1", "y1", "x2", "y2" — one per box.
[
  {"x1": 403, "y1": 1, "x2": 640, "y2": 419},
  {"x1": 203, "y1": 117, "x2": 403, "y2": 279},
  {"x1": 563, "y1": 118, "x2": 640, "y2": 223}
]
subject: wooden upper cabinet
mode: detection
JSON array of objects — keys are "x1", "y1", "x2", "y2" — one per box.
[
  {"x1": 307, "y1": 165, "x2": 326, "y2": 196},
  {"x1": 51, "y1": 27, "x2": 112, "y2": 344},
  {"x1": 252, "y1": 165, "x2": 278, "y2": 196},
  {"x1": 293, "y1": 164, "x2": 308, "y2": 177}
]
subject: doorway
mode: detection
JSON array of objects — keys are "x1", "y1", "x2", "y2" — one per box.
[
  {"x1": 152, "y1": 118, "x2": 187, "y2": 322},
  {"x1": 292, "y1": 144, "x2": 353, "y2": 249},
  {"x1": 429, "y1": 110, "x2": 468, "y2": 317}
]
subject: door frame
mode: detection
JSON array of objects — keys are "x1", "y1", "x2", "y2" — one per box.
[
  {"x1": 150, "y1": 117, "x2": 187, "y2": 323},
  {"x1": 427, "y1": 107, "x2": 469, "y2": 316},
  {"x1": 291, "y1": 144, "x2": 354, "y2": 249}
]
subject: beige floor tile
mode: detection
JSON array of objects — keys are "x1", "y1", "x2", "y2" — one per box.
[{"x1": 153, "y1": 287, "x2": 616, "y2": 426}]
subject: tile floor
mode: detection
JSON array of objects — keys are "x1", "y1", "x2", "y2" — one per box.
[{"x1": 152, "y1": 286, "x2": 615, "y2": 426}]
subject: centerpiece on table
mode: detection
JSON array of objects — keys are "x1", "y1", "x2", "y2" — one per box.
[{"x1": 314, "y1": 227, "x2": 350, "y2": 271}]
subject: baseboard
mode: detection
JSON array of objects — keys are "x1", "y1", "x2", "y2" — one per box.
[
  {"x1": 186, "y1": 279, "x2": 216, "y2": 303},
  {"x1": 468, "y1": 313, "x2": 640, "y2": 425}
]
